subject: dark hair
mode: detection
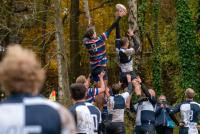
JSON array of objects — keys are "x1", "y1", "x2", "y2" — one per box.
[
  {"x1": 85, "y1": 28, "x2": 94, "y2": 40},
  {"x1": 112, "y1": 83, "x2": 121, "y2": 95},
  {"x1": 119, "y1": 37, "x2": 129, "y2": 47},
  {"x1": 70, "y1": 83, "x2": 86, "y2": 101}
]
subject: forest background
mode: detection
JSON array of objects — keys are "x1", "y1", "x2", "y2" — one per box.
[{"x1": 0, "y1": 0, "x2": 200, "y2": 133}]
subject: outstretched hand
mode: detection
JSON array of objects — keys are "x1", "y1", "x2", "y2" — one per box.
[
  {"x1": 98, "y1": 70, "x2": 106, "y2": 78},
  {"x1": 118, "y1": 81, "x2": 123, "y2": 87},
  {"x1": 132, "y1": 78, "x2": 141, "y2": 88},
  {"x1": 126, "y1": 75, "x2": 131, "y2": 82},
  {"x1": 119, "y1": 10, "x2": 127, "y2": 17},
  {"x1": 88, "y1": 18, "x2": 93, "y2": 27},
  {"x1": 127, "y1": 29, "x2": 134, "y2": 37},
  {"x1": 135, "y1": 76, "x2": 142, "y2": 83},
  {"x1": 179, "y1": 123, "x2": 185, "y2": 127}
]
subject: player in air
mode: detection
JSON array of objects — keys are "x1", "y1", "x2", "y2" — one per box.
[
  {"x1": 114, "y1": 11, "x2": 148, "y2": 121},
  {"x1": 83, "y1": 10, "x2": 127, "y2": 114},
  {"x1": 0, "y1": 45, "x2": 76, "y2": 134}
]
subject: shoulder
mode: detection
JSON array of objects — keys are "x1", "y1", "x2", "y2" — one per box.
[{"x1": 85, "y1": 102, "x2": 101, "y2": 114}]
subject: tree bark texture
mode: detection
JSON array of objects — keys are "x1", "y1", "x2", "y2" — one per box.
[
  {"x1": 128, "y1": 0, "x2": 142, "y2": 75},
  {"x1": 41, "y1": 0, "x2": 50, "y2": 67},
  {"x1": 54, "y1": 0, "x2": 71, "y2": 103},
  {"x1": 70, "y1": 0, "x2": 80, "y2": 82}
]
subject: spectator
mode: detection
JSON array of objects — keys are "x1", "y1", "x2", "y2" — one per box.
[
  {"x1": 155, "y1": 95, "x2": 174, "y2": 134},
  {"x1": 0, "y1": 45, "x2": 75, "y2": 134}
]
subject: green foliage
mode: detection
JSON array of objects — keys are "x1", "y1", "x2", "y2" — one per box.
[
  {"x1": 197, "y1": 0, "x2": 200, "y2": 31},
  {"x1": 138, "y1": 0, "x2": 150, "y2": 34},
  {"x1": 175, "y1": 0, "x2": 199, "y2": 101},
  {"x1": 152, "y1": 0, "x2": 162, "y2": 96}
]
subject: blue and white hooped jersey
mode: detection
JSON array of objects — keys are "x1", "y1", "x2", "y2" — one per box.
[
  {"x1": 69, "y1": 101, "x2": 101, "y2": 134},
  {"x1": 115, "y1": 39, "x2": 135, "y2": 73},
  {"x1": 102, "y1": 98, "x2": 108, "y2": 120},
  {"x1": 0, "y1": 94, "x2": 76, "y2": 134},
  {"x1": 86, "y1": 88, "x2": 98, "y2": 104},
  {"x1": 172, "y1": 100, "x2": 200, "y2": 134},
  {"x1": 84, "y1": 32, "x2": 108, "y2": 69},
  {"x1": 106, "y1": 92, "x2": 130, "y2": 122},
  {"x1": 134, "y1": 95, "x2": 157, "y2": 126}
]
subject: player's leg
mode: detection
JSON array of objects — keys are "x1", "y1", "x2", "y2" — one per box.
[{"x1": 95, "y1": 80, "x2": 107, "y2": 113}]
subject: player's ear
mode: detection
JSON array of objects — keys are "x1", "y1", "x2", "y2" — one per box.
[{"x1": 70, "y1": 94, "x2": 72, "y2": 98}]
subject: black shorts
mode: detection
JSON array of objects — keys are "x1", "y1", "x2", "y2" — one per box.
[
  {"x1": 90, "y1": 66, "x2": 108, "y2": 82},
  {"x1": 105, "y1": 122, "x2": 126, "y2": 134},
  {"x1": 120, "y1": 71, "x2": 138, "y2": 89}
]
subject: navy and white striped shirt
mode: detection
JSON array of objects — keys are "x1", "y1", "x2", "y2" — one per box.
[
  {"x1": 106, "y1": 92, "x2": 130, "y2": 122},
  {"x1": 69, "y1": 101, "x2": 101, "y2": 134},
  {"x1": 172, "y1": 100, "x2": 200, "y2": 134},
  {"x1": 0, "y1": 94, "x2": 76, "y2": 134},
  {"x1": 134, "y1": 95, "x2": 157, "y2": 126}
]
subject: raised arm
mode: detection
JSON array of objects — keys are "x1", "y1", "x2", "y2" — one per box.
[
  {"x1": 83, "y1": 18, "x2": 93, "y2": 42},
  {"x1": 121, "y1": 75, "x2": 134, "y2": 100},
  {"x1": 123, "y1": 30, "x2": 139, "y2": 57},
  {"x1": 97, "y1": 70, "x2": 106, "y2": 94},
  {"x1": 155, "y1": 104, "x2": 163, "y2": 117},
  {"x1": 115, "y1": 11, "x2": 121, "y2": 49},
  {"x1": 131, "y1": 35, "x2": 139, "y2": 51},
  {"x1": 106, "y1": 10, "x2": 127, "y2": 36}
]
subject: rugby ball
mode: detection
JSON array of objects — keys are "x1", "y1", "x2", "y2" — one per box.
[{"x1": 116, "y1": 4, "x2": 126, "y2": 12}]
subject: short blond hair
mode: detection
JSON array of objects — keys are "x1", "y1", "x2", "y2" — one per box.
[
  {"x1": 76, "y1": 75, "x2": 86, "y2": 84},
  {"x1": 0, "y1": 45, "x2": 45, "y2": 96}
]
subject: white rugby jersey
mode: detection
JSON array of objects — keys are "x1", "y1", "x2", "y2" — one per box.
[
  {"x1": 69, "y1": 101, "x2": 101, "y2": 134},
  {"x1": 115, "y1": 39, "x2": 135, "y2": 73},
  {"x1": 106, "y1": 92, "x2": 130, "y2": 122},
  {"x1": 0, "y1": 94, "x2": 76, "y2": 134},
  {"x1": 172, "y1": 100, "x2": 200, "y2": 134},
  {"x1": 134, "y1": 95, "x2": 157, "y2": 126}
]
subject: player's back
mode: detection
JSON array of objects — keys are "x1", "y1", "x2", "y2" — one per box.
[
  {"x1": 106, "y1": 94, "x2": 128, "y2": 122},
  {"x1": 0, "y1": 94, "x2": 75, "y2": 134},
  {"x1": 179, "y1": 100, "x2": 200, "y2": 134},
  {"x1": 69, "y1": 101, "x2": 101, "y2": 134}
]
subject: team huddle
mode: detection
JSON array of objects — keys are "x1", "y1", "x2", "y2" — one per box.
[{"x1": 0, "y1": 4, "x2": 200, "y2": 134}]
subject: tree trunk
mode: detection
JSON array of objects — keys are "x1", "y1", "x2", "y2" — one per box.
[
  {"x1": 54, "y1": 0, "x2": 71, "y2": 103},
  {"x1": 82, "y1": 0, "x2": 95, "y2": 29},
  {"x1": 128, "y1": 0, "x2": 142, "y2": 76},
  {"x1": 70, "y1": 0, "x2": 80, "y2": 82},
  {"x1": 41, "y1": 0, "x2": 49, "y2": 67}
]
